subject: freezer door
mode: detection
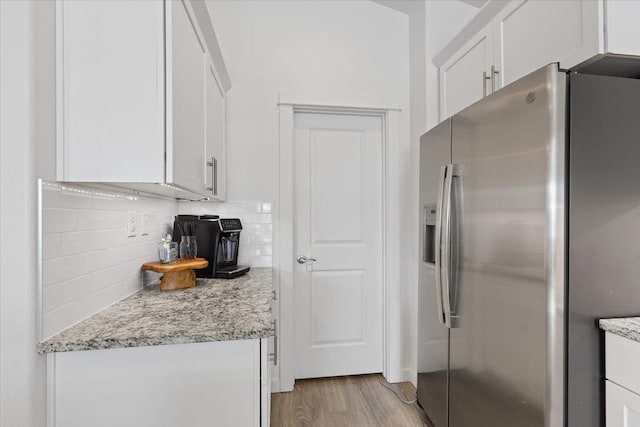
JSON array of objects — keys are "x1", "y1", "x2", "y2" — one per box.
[
  {"x1": 449, "y1": 64, "x2": 566, "y2": 427},
  {"x1": 417, "y1": 119, "x2": 451, "y2": 427}
]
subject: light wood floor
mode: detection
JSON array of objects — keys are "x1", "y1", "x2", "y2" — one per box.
[{"x1": 271, "y1": 374, "x2": 432, "y2": 427}]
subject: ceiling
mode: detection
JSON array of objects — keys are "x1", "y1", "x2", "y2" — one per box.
[
  {"x1": 459, "y1": 0, "x2": 488, "y2": 8},
  {"x1": 370, "y1": 0, "x2": 416, "y2": 14},
  {"x1": 371, "y1": 0, "x2": 487, "y2": 14}
]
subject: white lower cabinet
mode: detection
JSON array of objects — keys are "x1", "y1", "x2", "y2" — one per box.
[
  {"x1": 605, "y1": 332, "x2": 640, "y2": 427},
  {"x1": 607, "y1": 381, "x2": 640, "y2": 427},
  {"x1": 47, "y1": 339, "x2": 270, "y2": 427}
]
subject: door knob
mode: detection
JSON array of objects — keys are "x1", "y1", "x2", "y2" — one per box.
[{"x1": 297, "y1": 255, "x2": 317, "y2": 264}]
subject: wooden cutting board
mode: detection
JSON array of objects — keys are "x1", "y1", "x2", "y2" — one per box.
[{"x1": 142, "y1": 258, "x2": 208, "y2": 291}]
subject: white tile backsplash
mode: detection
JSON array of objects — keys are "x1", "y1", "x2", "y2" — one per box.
[
  {"x1": 41, "y1": 181, "x2": 178, "y2": 339},
  {"x1": 40, "y1": 184, "x2": 272, "y2": 339},
  {"x1": 178, "y1": 200, "x2": 273, "y2": 268}
]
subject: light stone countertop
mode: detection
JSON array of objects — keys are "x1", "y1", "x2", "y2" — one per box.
[
  {"x1": 599, "y1": 317, "x2": 640, "y2": 343},
  {"x1": 38, "y1": 267, "x2": 273, "y2": 353}
]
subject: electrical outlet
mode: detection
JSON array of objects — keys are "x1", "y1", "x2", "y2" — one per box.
[
  {"x1": 127, "y1": 211, "x2": 137, "y2": 237},
  {"x1": 141, "y1": 213, "x2": 149, "y2": 236}
]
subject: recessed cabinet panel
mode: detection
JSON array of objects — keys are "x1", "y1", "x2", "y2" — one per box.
[
  {"x1": 495, "y1": 0, "x2": 601, "y2": 87},
  {"x1": 606, "y1": 0, "x2": 640, "y2": 55},
  {"x1": 606, "y1": 380, "x2": 640, "y2": 427},
  {"x1": 440, "y1": 24, "x2": 493, "y2": 120},
  {"x1": 605, "y1": 332, "x2": 640, "y2": 426},
  {"x1": 168, "y1": 0, "x2": 207, "y2": 194},
  {"x1": 58, "y1": 1, "x2": 164, "y2": 182},
  {"x1": 50, "y1": 340, "x2": 266, "y2": 427}
]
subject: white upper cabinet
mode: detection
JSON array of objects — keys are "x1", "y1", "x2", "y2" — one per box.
[
  {"x1": 440, "y1": 24, "x2": 494, "y2": 121},
  {"x1": 493, "y1": 0, "x2": 601, "y2": 88},
  {"x1": 606, "y1": 0, "x2": 640, "y2": 56},
  {"x1": 438, "y1": 0, "x2": 640, "y2": 121},
  {"x1": 57, "y1": 0, "x2": 230, "y2": 200},
  {"x1": 56, "y1": 1, "x2": 165, "y2": 183}
]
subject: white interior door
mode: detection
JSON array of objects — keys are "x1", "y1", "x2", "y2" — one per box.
[{"x1": 293, "y1": 112, "x2": 383, "y2": 379}]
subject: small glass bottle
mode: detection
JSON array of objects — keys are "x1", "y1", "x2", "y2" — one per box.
[
  {"x1": 158, "y1": 234, "x2": 178, "y2": 264},
  {"x1": 180, "y1": 235, "x2": 197, "y2": 259}
]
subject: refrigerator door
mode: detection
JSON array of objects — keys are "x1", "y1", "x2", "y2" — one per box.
[
  {"x1": 417, "y1": 119, "x2": 451, "y2": 427},
  {"x1": 568, "y1": 73, "x2": 640, "y2": 427},
  {"x1": 449, "y1": 64, "x2": 566, "y2": 427}
]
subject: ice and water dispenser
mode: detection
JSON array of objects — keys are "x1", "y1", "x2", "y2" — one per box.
[{"x1": 423, "y1": 204, "x2": 437, "y2": 265}]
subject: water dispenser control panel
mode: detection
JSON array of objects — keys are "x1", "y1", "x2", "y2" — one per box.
[{"x1": 219, "y1": 218, "x2": 243, "y2": 232}]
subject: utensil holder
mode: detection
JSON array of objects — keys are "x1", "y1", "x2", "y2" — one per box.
[{"x1": 180, "y1": 236, "x2": 197, "y2": 259}]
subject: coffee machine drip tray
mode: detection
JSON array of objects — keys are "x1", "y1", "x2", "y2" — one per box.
[{"x1": 215, "y1": 265, "x2": 251, "y2": 279}]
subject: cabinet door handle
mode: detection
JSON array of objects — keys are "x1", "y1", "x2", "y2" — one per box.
[
  {"x1": 268, "y1": 319, "x2": 278, "y2": 365},
  {"x1": 206, "y1": 157, "x2": 217, "y2": 195},
  {"x1": 491, "y1": 65, "x2": 499, "y2": 93},
  {"x1": 483, "y1": 71, "x2": 491, "y2": 97},
  {"x1": 213, "y1": 157, "x2": 218, "y2": 196},
  {"x1": 207, "y1": 157, "x2": 214, "y2": 193}
]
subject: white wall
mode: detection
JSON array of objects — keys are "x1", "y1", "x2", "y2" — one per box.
[
  {"x1": 405, "y1": 0, "x2": 428, "y2": 385},
  {"x1": 42, "y1": 182, "x2": 177, "y2": 339},
  {"x1": 205, "y1": 0, "x2": 409, "y2": 202},
  {"x1": 178, "y1": 201, "x2": 273, "y2": 268},
  {"x1": 405, "y1": 0, "x2": 477, "y2": 384},
  {"x1": 205, "y1": 0, "x2": 411, "y2": 384},
  {"x1": 425, "y1": 1, "x2": 477, "y2": 128},
  {"x1": 0, "y1": 2, "x2": 47, "y2": 425}
]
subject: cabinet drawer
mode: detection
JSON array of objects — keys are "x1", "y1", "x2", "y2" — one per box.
[
  {"x1": 606, "y1": 380, "x2": 640, "y2": 427},
  {"x1": 606, "y1": 331, "x2": 640, "y2": 393}
]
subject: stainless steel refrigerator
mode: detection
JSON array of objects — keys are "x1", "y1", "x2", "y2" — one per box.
[{"x1": 418, "y1": 62, "x2": 640, "y2": 427}]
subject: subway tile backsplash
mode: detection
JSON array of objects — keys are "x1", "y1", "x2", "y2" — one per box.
[
  {"x1": 41, "y1": 181, "x2": 178, "y2": 339},
  {"x1": 40, "y1": 181, "x2": 273, "y2": 340},
  {"x1": 178, "y1": 200, "x2": 273, "y2": 267}
]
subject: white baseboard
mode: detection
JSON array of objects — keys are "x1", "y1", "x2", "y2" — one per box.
[
  {"x1": 403, "y1": 368, "x2": 417, "y2": 387},
  {"x1": 271, "y1": 378, "x2": 280, "y2": 393}
]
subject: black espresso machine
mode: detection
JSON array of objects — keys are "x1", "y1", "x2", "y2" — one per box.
[{"x1": 173, "y1": 215, "x2": 250, "y2": 279}]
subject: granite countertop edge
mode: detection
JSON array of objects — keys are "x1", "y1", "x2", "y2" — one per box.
[
  {"x1": 37, "y1": 329, "x2": 274, "y2": 353},
  {"x1": 599, "y1": 317, "x2": 640, "y2": 343},
  {"x1": 38, "y1": 267, "x2": 273, "y2": 353}
]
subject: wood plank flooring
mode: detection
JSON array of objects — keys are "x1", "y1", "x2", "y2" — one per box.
[{"x1": 271, "y1": 374, "x2": 432, "y2": 427}]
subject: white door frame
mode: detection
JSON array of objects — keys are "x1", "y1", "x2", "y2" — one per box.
[{"x1": 274, "y1": 93, "x2": 403, "y2": 392}]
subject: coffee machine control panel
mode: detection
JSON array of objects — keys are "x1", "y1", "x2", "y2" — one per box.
[{"x1": 219, "y1": 218, "x2": 243, "y2": 232}]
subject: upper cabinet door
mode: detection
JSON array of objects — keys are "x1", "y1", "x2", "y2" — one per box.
[
  {"x1": 440, "y1": 24, "x2": 494, "y2": 120},
  {"x1": 606, "y1": 0, "x2": 640, "y2": 55},
  {"x1": 205, "y1": 61, "x2": 226, "y2": 200},
  {"x1": 167, "y1": 0, "x2": 207, "y2": 193},
  {"x1": 494, "y1": 0, "x2": 602, "y2": 88},
  {"x1": 57, "y1": 0, "x2": 165, "y2": 182}
]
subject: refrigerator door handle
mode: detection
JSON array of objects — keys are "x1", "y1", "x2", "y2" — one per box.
[
  {"x1": 441, "y1": 164, "x2": 455, "y2": 328},
  {"x1": 434, "y1": 164, "x2": 448, "y2": 325}
]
